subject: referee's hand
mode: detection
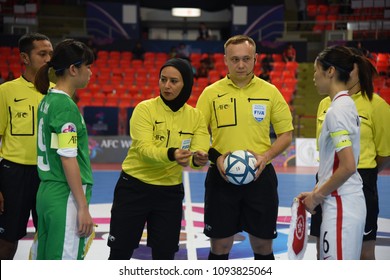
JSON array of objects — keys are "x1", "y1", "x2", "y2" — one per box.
[
  {"x1": 174, "y1": 149, "x2": 193, "y2": 167},
  {"x1": 216, "y1": 151, "x2": 230, "y2": 182},
  {"x1": 247, "y1": 149, "x2": 268, "y2": 180}
]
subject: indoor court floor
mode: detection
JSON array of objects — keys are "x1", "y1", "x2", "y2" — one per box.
[{"x1": 14, "y1": 165, "x2": 390, "y2": 260}]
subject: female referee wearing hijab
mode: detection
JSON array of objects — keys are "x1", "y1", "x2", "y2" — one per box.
[{"x1": 107, "y1": 58, "x2": 209, "y2": 260}]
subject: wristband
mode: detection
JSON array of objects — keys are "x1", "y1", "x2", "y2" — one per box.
[{"x1": 167, "y1": 148, "x2": 178, "y2": 161}]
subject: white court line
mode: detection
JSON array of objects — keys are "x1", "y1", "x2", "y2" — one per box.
[{"x1": 183, "y1": 171, "x2": 197, "y2": 260}]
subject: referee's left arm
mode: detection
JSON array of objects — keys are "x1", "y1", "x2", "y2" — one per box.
[{"x1": 263, "y1": 130, "x2": 293, "y2": 162}]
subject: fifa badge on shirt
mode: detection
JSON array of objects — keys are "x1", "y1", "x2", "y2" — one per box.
[
  {"x1": 181, "y1": 139, "x2": 191, "y2": 150},
  {"x1": 252, "y1": 104, "x2": 266, "y2": 122}
]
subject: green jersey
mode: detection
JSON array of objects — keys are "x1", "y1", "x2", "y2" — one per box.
[{"x1": 37, "y1": 89, "x2": 93, "y2": 185}]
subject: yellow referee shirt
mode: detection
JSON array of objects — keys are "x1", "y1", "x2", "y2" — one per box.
[
  {"x1": 196, "y1": 76, "x2": 293, "y2": 156},
  {"x1": 122, "y1": 97, "x2": 210, "y2": 186},
  {"x1": 317, "y1": 92, "x2": 390, "y2": 168},
  {"x1": 0, "y1": 76, "x2": 45, "y2": 165}
]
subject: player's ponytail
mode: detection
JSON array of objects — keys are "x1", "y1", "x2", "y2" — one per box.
[
  {"x1": 354, "y1": 54, "x2": 377, "y2": 101},
  {"x1": 317, "y1": 45, "x2": 377, "y2": 101},
  {"x1": 34, "y1": 39, "x2": 94, "y2": 95},
  {"x1": 34, "y1": 62, "x2": 51, "y2": 95}
]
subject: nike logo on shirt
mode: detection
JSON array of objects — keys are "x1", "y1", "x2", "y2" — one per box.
[
  {"x1": 155, "y1": 121, "x2": 164, "y2": 124},
  {"x1": 14, "y1": 98, "x2": 27, "y2": 102},
  {"x1": 217, "y1": 93, "x2": 228, "y2": 98}
]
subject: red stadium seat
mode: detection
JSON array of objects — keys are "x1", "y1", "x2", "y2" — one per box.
[
  {"x1": 97, "y1": 50, "x2": 109, "y2": 60},
  {"x1": 273, "y1": 62, "x2": 286, "y2": 72},
  {"x1": 156, "y1": 52, "x2": 168, "y2": 61},
  {"x1": 213, "y1": 53, "x2": 225, "y2": 64},
  {"x1": 285, "y1": 61, "x2": 299, "y2": 73},
  {"x1": 272, "y1": 54, "x2": 283, "y2": 62},
  {"x1": 196, "y1": 77, "x2": 209, "y2": 89},
  {"x1": 317, "y1": 5, "x2": 328, "y2": 15},
  {"x1": 208, "y1": 70, "x2": 220, "y2": 84},
  {"x1": 106, "y1": 92, "x2": 119, "y2": 103},
  {"x1": 118, "y1": 94, "x2": 133, "y2": 105},
  {"x1": 307, "y1": 4, "x2": 317, "y2": 18},
  {"x1": 380, "y1": 87, "x2": 390, "y2": 98},
  {"x1": 131, "y1": 59, "x2": 143, "y2": 68},
  {"x1": 121, "y1": 51, "x2": 132, "y2": 61},
  {"x1": 109, "y1": 51, "x2": 121, "y2": 60}
]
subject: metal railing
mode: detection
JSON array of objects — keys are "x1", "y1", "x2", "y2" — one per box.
[
  {"x1": 247, "y1": 19, "x2": 390, "y2": 41},
  {"x1": 2, "y1": 12, "x2": 389, "y2": 41}
]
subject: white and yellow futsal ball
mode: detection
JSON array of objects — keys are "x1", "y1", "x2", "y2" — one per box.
[{"x1": 223, "y1": 150, "x2": 257, "y2": 185}]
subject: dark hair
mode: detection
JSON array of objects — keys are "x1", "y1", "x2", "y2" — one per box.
[
  {"x1": 18, "y1": 32, "x2": 50, "y2": 55},
  {"x1": 316, "y1": 45, "x2": 377, "y2": 100},
  {"x1": 35, "y1": 39, "x2": 94, "y2": 95}
]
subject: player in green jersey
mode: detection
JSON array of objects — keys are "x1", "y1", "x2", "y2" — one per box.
[{"x1": 34, "y1": 39, "x2": 95, "y2": 259}]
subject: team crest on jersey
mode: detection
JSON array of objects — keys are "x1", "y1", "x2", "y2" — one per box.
[
  {"x1": 61, "y1": 123, "x2": 77, "y2": 133},
  {"x1": 252, "y1": 104, "x2": 266, "y2": 122}
]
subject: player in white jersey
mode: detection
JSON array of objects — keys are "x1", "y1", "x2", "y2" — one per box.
[
  {"x1": 310, "y1": 48, "x2": 387, "y2": 260},
  {"x1": 317, "y1": 90, "x2": 365, "y2": 260},
  {"x1": 298, "y1": 45, "x2": 376, "y2": 260}
]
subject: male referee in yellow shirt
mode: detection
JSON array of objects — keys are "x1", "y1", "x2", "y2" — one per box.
[
  {"x1": 0, "y1": 33, "x2": 53, "y2": 259},
  {"x1": 197, "y1": 35, "x2": 293, "y2": 260}
]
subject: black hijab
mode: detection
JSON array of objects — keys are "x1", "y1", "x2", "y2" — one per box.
[{"x1": 159, "y1": 58, "x2": 194, "y2": 112}]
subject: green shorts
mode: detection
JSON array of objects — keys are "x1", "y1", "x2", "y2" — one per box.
[{"x1": 36, "y1": 180, "x2": 92, "y2": 259}]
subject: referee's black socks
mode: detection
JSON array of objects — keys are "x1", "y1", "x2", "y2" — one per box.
[
  {"x1": 108, "y1": 248, "x2": 133, "y2": 260},
  {"x1": 151, "y1": 249, "x2": 175, "y2": 260},
  {"x1": 254, "y1": 252, "x2": 275, "y2": 260},
  {"x1": 208, "y1": 251, "x2": 229, "y2": 260}
]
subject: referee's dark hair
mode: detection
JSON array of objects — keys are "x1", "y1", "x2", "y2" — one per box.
[
  {"x1": 316, "y1": 45, "x2": 377, "y2": 101},
  {"x1": 18, "y1": 32, "x2": 50, "y2": 55},
  {"x1": 34, "y1": 39, "x2": 94, "y2": 95}
]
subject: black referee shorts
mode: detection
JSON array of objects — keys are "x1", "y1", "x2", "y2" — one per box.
[
  {"x1": 310, "y1": 168, "x2": 379, "y2": 241},
  {"x1": 203, "y1": 163, "x2": 278, "y2": 239},
  {"x1": 0, "y1": 159, "x2": 40, "y2": 241},
  {"x1": 107, "y1": 171, "x2": 185, "y2": 253}
]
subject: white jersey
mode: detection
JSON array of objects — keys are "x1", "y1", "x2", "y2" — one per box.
[
  {"x1": 318, "y1": 90, "x2": 362, "y2": 195},
  {"x1": 318, "y1": 90, "x2": 365, "y2": 260}
]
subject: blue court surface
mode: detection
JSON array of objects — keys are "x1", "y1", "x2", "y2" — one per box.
[{"x1": 15, "y1": 168, "x2": 390, "y2": 260}]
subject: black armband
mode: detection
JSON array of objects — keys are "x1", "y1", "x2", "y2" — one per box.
[
  {"x1": 192, "y1": 155, "x2": 199, "y2": 167},
  {"x1": 167, "y1": 148, "x2": 178, "y2": 161},
  {"x1": 208, "y1": 147, "x2": 222, "y2": 164}
]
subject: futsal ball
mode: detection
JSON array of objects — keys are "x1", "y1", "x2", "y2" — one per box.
[{"x1": 224, "y1": 150, "x2": 257, "y2": 185}]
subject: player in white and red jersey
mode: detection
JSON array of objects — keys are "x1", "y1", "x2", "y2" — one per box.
[{"x1": 298, "y1": 45, "x2": 377, "y2": 260}]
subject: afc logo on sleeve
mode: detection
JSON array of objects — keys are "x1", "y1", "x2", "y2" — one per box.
[
  {"x1": 68, "y1": 135, "x2": 77, "y2": 145},
  {"x1": 61, "y1": 123, "x2": 77, "y2": 133},
  {"x1": 59, "y1": 123, "x2": 78, "y2": 148}
]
